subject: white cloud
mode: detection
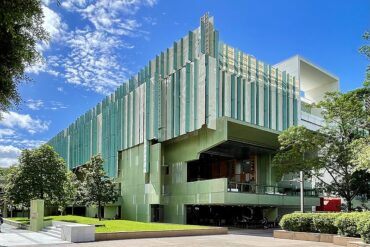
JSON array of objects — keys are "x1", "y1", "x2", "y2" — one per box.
[
  {"x1": 0, "y1": 145, "x2": 21, "y2": 168},
  {"x1": 26, "y1": 99, "x2": 44, "y2": 110},
  {"x1": 57, "y1": 0, "x2": 157, "y2": 94},
  {"x1": 0, "y1": 129, "x2": 15, "y2": 138},
  {"x1": 26, "y1": 5, "x2": 68, "y2": 75},
  {"x1": 49, "y1": 101, "x2": 68, "y2": 110},
  {"x1": 63, "y1": 29, "x2": 130, "y2": 94},
  {"x1": 0, "y1": 138, "x2": 45, "y2": 149},
  {"x1": 37, "y1": 5, "x2": 69, "y2": 52},
  {"x1": 0, "y1": 111, "x2": 50, "y2": 134},
  {"x1": 0, "y1": 111, "x2": 49, "y2": 167},
  {"x1": 26, "y1": 99, "x2": 67, "y2": 111},
  {"x1": 57, "y1": 87, "x2": 64, "y2": 92},
  {"x1": 28, "y1": 0, "x2": 157, "y2": 94},
  {"x1": 143, "y1": 16, "x2": 157, "y2": 26}
]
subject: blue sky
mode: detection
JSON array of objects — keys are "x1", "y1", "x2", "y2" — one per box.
[{"x1": 0, "y1": 0, "x2": 369, "y2": 167}]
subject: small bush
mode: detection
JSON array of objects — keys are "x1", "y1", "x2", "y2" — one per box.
[
  {"x1": 357, "y1": 214, "x2": 370, "y2": 244},
  {"x1": 312, "y1": 213, "x2": 341, "y2": 234},
  {"x1": 335, "y1": 213, "x2": 363, "y2": 237},
  {"x1": 279, "y1": 213, "x2": 316, "y2": 232}
]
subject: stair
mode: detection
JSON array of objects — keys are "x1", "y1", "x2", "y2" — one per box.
[{"x1": 41, "y1": 225, "x2": 62, "y2": 239}]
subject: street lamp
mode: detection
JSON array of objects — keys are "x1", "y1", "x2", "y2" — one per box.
[
  {"x1": 288, "y1": 171, "x2": 304, "y2": 213},
  {"x1": 300, "y1": 171, "x2": 304, "y2": 213}
]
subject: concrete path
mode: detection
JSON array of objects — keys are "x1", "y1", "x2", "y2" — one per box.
[
  {"x1": 0, "y1": 223, "x2": 69, "y2": 247},
  {"x1": 21, "y1": 228, "x2": 338, "y2": 247}
]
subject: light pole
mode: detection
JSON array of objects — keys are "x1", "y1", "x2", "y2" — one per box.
[{"x1": 300, "y1": 171, "x2": 304, "y2": 213}]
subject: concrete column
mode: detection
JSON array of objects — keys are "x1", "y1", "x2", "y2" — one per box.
[{"x1": 30, "y1": 199, "x2": 44, "y2": 232}]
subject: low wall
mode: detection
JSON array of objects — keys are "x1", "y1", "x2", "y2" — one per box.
[
  {"x1": 61, "y1": 224, "x2": 95, "y2": 243},
  {"x1": 96, "y1": 227, "x2": 228, "y2": 241},
  {"x1": 274, "y1": 230, "x2": 370, "y2": 247},
  {"x1": 347, "y1": 241, "x2": 370, "y2": 247},
  {"x1": 3, "y1": 218, "x2": 29, "y2": 230}
]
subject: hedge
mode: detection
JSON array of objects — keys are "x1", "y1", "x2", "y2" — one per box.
[
  {"x1": 313, "y1": 213, "x2": 340, "y2": 234},
  {"x1": 279, "y1": 212, "x2": 370, "y2": 243},
  {"x1": 357, "y1": 215, "x2": 370, "y2": 244},
  {"x1": 335, "y1": 212, "x2": 363, "y2": 237},
  {"x1": 279, "y1": 213, "x2": 340, "y2": 234}
]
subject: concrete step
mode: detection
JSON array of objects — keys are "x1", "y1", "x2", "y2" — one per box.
[
  {"x1": 41, "y1": 226, "x2": 62, "y2": 239},
  {"x1": 44, "y1": 229, "x2": 61, "y2": 235},
  {"x1": 41, "y1": 230, "x2": 61, "y2": 239},
  {"x1": 45, "y1": 226, "x2": 61, "y2": 231}
]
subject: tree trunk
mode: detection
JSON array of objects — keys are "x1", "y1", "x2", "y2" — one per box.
[
  {"x1": 72, "y1": 205, "x2": 74, "y2": 215},
  {"x1": 346, "y1": 197, "x2": 353, "y2": 212},
  {"x1": 98, "y1": 202, "x2": 101, "y2": 221}
]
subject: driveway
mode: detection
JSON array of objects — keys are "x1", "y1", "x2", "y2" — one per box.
[
  {"x1": 22, "y1": 228, "x2": 338, "y2": 247},
  {"x1": 0, "y1": 223, "x2": 69, "y2": 247}
]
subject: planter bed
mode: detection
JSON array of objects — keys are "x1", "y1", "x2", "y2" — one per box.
[
  {"x1": 274, "y1": 230, "x2": 369, "y2": 246},
  {"x1": 4, "y1": 218, "x2": 29, "y2": 230},
  {"x1": 95, "y1": 227, "x2": 228, "y2": 241}
]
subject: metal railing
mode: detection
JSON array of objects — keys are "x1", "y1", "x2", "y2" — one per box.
[{"x1": 227, "y1": 181, "x2": 318, "y2": 197}]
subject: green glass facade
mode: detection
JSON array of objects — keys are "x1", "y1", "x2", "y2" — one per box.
[{"x1": 49, "y1": 14, "x2": 313, "y2": 223}]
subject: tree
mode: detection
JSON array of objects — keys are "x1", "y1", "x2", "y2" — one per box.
[
  {"x1": 58, "y1": 171, "x2": 85, "y2": 215},
  {"x1": 351, "y1": 137, "x2": 370, "y2": 171},
  {"x1": 0, "y1": 167, "x2": 7, "y2": 176},
  {"x1": 359, "y1": 31, "x2": 370, "y2": 87},
  {"x1": 81, "y1": 155, "x2": 119, "y2": 221},
  {"x1": 57, "y1": 171, "x2": 76, "y2": 215},
  {"x1": 5, "y1": 145, "x2": 68, "y2": 207},
  {"x1": 0, "y1": 0, "x2": 48, "y2": 114},
  {"x1": 272, "y1": 90, "x2": 370, "y2": 211}
]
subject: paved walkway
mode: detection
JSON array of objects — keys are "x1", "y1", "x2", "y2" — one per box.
[
  {"x1": 20, "y1": 228, "x2": 338, "y2": 247},
  {"x1": 0, "y1": 223, "x2": 69, "y2": 247}
]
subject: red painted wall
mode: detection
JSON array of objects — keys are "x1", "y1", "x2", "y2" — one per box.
[{"x1": 317, "y1": 197, "x2": 341, "y2": 212}]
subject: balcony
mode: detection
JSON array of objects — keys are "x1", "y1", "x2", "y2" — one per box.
[
  {"x1": 301, "y1": 111, "x2": 324, "y2": 126},
  {"x1": 227, "y1": 181, "x2": 318, "y2": 197}
]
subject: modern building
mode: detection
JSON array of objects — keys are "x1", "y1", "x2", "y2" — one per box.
[{"x1": 49, "y1": 14, "x2": 339, "y2": 225}]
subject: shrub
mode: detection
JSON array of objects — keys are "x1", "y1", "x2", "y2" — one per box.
[
  {"x1": 279, "y1": 213, "x2": 316, "y2": 232},
  {"x1": 357, "y1": 214, "x2": 370, "y2": 244},
  {"x1": 280, "y1": 211, "x2": 370, "y2": 239},
  {"x1": 312, "y1": 213, "x2": 341, "y2": 234},
  {"x1": 335, "y1": 212, "x2": 365, "y2": 237}
]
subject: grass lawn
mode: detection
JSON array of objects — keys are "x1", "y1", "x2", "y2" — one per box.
[{"x1": 9, "y1": 215, "x2": 209, "y2": 233}]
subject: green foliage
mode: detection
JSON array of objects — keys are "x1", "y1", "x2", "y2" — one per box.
[
  {"x1": 81, "y1": 155, "x2": 119, "y2": 221},
  {"x1": 357, "y1": 214, "x2": 370, "y2": 244},
  {"x1": 0, "y1": 167, "x2": 8, "y2": 177},
  {"x1": 280, "y1": 212, "x2": 370, "y2": 243},
  {"x1": 273, "y1": 89, "x2": 370, "y2": 211},
  {"x1": 351, "y1": 137, "x2": 370, "y2": 171},
  {"x1": 359, "y1": 31, "x2": 370, "y2": 87},
  {"x1": 279, "y1": 213, "x2": 316, "y2": 232},
  {"x1": 5, "y1": 144, "x2": 68, "y2": 207},
  {"x1": 334, "y1": 212, "x2": 368, "y2": 237},
  {"x1": 312, "y1": 213, "x2": 340, "y2": 234},
  {"x1": 0, "y1": 0, "x2": 48, "y2": 114},
  {"x1": 57, "y1": 171, "x2": 78, "y2": 215},
  {"x1": 272, "y1": 125, "x2": 324, "y2": 178},
  {"x1": 301, "y1": 102, "x2": 314, "y2": 113},
  {"x1": 279, "y1": 213, "x2": 341, "y2": 234}
]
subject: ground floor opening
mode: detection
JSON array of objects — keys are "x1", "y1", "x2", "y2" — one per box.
[{"x1": 186, "y1": 205, "x2": 279, "y2": 228}]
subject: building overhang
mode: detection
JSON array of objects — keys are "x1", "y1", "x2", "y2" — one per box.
[
  {"x1": 226, "y1": 118, "x2": 280, "y2": 151},
  {"x1": 162, "y1": 117, "x2": 280, "y2": 164},
  {"x1": 275, "y1": 55, "x2": 339, "y2": 103}
]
